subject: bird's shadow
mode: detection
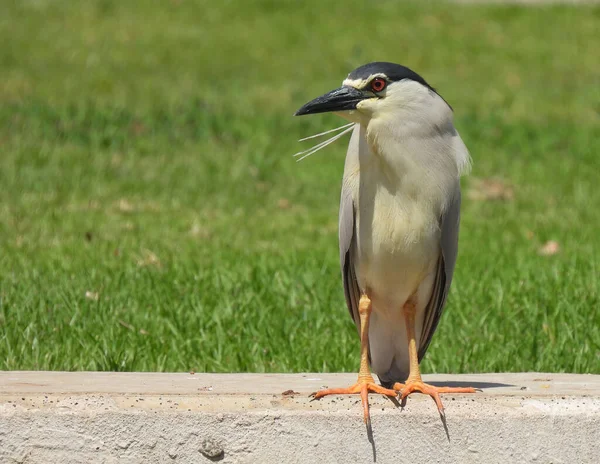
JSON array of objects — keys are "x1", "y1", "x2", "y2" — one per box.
[
  {"x1": 365, "y1": 381, "x2": 514, "y2": 461},
  {"x1": 426, "y1": 381, "x2": 513, "y2": 389},
  {"x1": 366, "y1": 421, "x2": 377, "y2": 462}
]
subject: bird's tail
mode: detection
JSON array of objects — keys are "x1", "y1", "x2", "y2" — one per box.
[{"x1": 368, "y1": 310, "x2": 411, "y2": 386}]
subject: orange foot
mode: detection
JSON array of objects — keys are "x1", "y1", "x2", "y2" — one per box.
[
  {"x1": 392, "y1": 380, "x2": 478, "y2": 415},
  {"x1": 310, "y1": 378, "x2": 397, "y2": 426}
]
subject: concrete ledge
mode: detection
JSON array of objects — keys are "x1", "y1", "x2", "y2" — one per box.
[{"x1": 1, "y1": 372, "x2": 599, "y2": 463}]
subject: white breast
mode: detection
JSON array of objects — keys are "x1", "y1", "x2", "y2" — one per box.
[{"x1": 350, "y1": 153, "x2": 442, "y2": 318}]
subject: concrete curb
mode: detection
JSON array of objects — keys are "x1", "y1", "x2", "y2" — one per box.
[{"x1": 1, "y1": 372, "x2": 599, "y2": 463}]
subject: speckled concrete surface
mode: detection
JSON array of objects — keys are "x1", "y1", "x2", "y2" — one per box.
[{"x1": 1, "y1": 372, "x2": 599, "y2": 463}]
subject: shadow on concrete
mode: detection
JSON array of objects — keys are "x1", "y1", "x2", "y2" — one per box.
[
  {"x1": 366, "y1": 421, "x2": 377, "y2": 462},
  {"x1": 427, "y1": 381, "x2": 514, "y2": 389},
  {"x1": 359, "y1": 381, "x2": 515, "y2": 461}
]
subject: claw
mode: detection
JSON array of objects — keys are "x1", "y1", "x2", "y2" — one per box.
[
  {"x1": 310, "y1": 380, "x2": 397, "y2": 424},
  {"x1": 393, "y1": 380, "x2": 478, "y2": 413}
]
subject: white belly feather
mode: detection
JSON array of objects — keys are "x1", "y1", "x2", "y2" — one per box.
[{"x1": 348, "y1": 156, "x2": 442, "y2": 319}]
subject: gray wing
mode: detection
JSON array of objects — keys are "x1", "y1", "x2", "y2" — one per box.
[
  {"x1": 339, "y1": 125, "x2": 362, "y2": 332},
  {"x1": 418, "y1": 185, "x2": 462, "y2": 361},
  {"x1": 339, "y1": 182, "x2": 360, "y2": 332}
]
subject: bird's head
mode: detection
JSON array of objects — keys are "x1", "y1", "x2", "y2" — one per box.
[{"x1": 295, "y1": 62, "x2": 448, "y2": 126}]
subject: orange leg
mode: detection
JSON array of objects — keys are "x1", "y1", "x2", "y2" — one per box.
[
  {"x1": 392, "y1": 300, "x2": 478, "y2": 414},
  {"x1": 311, "y1": 294, "x2": 397, "y2": 426}
]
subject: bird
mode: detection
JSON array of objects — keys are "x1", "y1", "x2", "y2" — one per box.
[{"x1": 294, "y1": 62, "x2": 476, "y2": 426}]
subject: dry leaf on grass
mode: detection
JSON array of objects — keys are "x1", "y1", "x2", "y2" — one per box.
[
  {"x1": 85, "y1": 291, "x2": 99, "y2": 301},
  {"x1": 118, "y1": 319, "x2": 135, "y2": 331},
  {"x1": 129, "y1": 121, "x2": 146, "y2": 136},
  {"x1": 538, "y1": 240, "x2": 560, "y2": 256},
  {"x1": 255, "y1": 182, "x2": 268, "y2": 192},
  {"x1": 277, "y1": 198, "x2": 291, "y2": 209},
  {"x1": 117, "y1": 199, "x2": 135, "y2": 212},
  {"x1": 189, "y1": 221, "x2": 211, "y2": 239},
  {"x1": 136, "y1": 249, "x2": 162, "y2": 268},
  {"x1": 468, "y1": 178, "x2": 514, "y2": 201}
]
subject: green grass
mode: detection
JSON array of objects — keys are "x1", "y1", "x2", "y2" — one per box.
[{"x1": 0, "y1": 0, "x2": 599, "y2": 374}]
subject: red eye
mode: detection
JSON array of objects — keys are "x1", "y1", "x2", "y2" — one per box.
[{"x1": 370, "y1": 78, "x2": 387, "y2": 92}]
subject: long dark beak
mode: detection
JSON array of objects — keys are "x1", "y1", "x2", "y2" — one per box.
[{"x1": 294, "y1": 86, "x2": 368, "y2": 116}]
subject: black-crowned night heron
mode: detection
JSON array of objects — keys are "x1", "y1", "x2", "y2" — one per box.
[{"x1": 294, "y1": 62, "x2": 476, "y2": 425}]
